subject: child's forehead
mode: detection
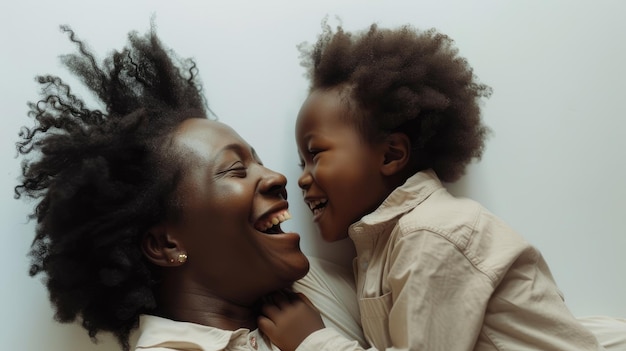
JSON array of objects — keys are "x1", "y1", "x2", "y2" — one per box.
[
  {"x1": 303, "y1": 88, "x2": 353, "y2": 116},
  {"x1": 311, "y1": 85, "x2": 352, "y2": 100},
  {"x1": 299, "y1": 90, "x2": 350, "y2": 127},
  {"x1": 297, "y1": 92, "x2": 373, "y2": 146},
  {"x1": 307, "y1": 89, "x2": 341, "y2": 108}
]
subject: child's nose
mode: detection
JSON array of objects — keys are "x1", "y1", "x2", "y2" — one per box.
[{"x1": 297, "y1": 171, "x2": 312, "y2": 190}]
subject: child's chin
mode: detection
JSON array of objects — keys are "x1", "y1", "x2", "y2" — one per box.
[{"x1": 320, "y1": 230, "x2": 346, "y2": 242}]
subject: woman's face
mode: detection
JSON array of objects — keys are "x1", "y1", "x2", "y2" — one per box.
[{"x1": 167, "y1": 118, "x2": 308, "y2": 303}]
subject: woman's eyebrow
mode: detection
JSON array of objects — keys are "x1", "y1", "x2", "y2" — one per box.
[
  {"x1": 216, "y1": 143, "x2": 245, "y2": 157},
  {"x1": 216, "y1": 143, "x2": 261, "y2": 163},
  {"x1": 251, "y1": 147, "x2": 263, "y2": 165}
]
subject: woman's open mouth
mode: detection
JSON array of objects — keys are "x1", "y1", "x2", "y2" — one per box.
[{"x1": 254, "y1": 209, "x2": 291, "y2": 234}]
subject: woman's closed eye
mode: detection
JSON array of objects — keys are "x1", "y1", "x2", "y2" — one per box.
[{"x1": 217, "y1": 161, "x2": 247, "y2": 177}]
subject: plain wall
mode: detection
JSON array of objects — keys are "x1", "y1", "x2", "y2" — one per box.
[{"x1": 1, "y1": 1, "x2": 624, "y2": 350}]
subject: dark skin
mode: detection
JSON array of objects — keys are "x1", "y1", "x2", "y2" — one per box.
[
  {"x1": 142, "y1": 118, "x2": 310, "y2": 331},
  {"x1": 259, "y1": 90, "x2": 412, "y2": 351},
  {"x1": 259, "y1": 292, "x2": 326, "y2": 351}
]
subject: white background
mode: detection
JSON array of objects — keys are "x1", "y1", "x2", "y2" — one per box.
[{"x1": 1, "y1": 1, "x2": 624, "y2": 350}]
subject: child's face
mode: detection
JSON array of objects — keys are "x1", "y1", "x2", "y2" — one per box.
[{"x1": 296, "y1": 89, "x2": 390, "y2": 242}]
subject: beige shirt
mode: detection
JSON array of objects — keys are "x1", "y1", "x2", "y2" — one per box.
[
  {"x1": 134, "y1": 314, "x2": 275, "y2": 351},
  {"x1": 298, "y1": 170, "x2": 604, "y2": 351},
  {"x1": 133, "y1": 257, "x2": 366, "y2": 350}
]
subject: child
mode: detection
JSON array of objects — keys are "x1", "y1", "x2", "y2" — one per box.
[{"x1": 258, "y1": 22, "x2": 609, "y2": 350}]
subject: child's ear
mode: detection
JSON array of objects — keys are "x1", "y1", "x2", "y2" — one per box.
[
  {"x1": 141, "y1": 223, "x2": 187, "y2": 267},
  {"x1": 380, "y1": 132, "x2": 411, "y2": 176}
]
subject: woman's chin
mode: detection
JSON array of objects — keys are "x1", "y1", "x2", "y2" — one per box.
[{"x1": 278, "y1": 254, "x2": 310, "y2": 284}]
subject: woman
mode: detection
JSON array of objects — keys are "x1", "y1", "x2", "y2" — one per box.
[{"x1": 15, "y1": 24, "x2": 364, "y2": 351}]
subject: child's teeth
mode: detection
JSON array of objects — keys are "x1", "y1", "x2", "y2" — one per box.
[{"x1": 271, "y1": 217, "x2": 279, "y2": 225}]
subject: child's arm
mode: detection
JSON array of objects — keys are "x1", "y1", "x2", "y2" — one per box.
[
  {"x1": 291, "y1": 256, "x2": 368, "y2": 347},
  {"x1": 259, "y1": 292, "x2": 369, "y2": 351},
  {"x1": 258, "y1": 292, "x2": 324, "y2": 351}
]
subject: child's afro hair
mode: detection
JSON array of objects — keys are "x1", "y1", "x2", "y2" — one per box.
[{"x1": 300, "y1": 21, "x2": 492, "y2": 182}]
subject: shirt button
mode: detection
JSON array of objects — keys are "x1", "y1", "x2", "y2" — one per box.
[{"x1": 249, "y1": 335, "x2": 258, "y2": 350}]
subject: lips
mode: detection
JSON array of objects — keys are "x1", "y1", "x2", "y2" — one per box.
[{"x1": 254, "y1": 209, "x2": 292, "y2": 233}]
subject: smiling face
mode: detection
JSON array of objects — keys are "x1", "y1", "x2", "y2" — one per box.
[
  {"x1": 296, "y1": 89, "x2": 390, "y2": 242},
  {"x1": 166, "y1": 118, "x2": 308, "y2": 303}
]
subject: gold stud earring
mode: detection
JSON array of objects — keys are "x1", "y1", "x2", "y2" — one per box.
[{"x1": 177, "y1": 253, "x2": 188, "y2": 263}]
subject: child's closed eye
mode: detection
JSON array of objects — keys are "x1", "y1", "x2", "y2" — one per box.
[
  {"x1": 298, "y1": 150, "x2": 321, "y2": 169},
  {"x1": 308, "y1": 149, "x2": 322, "y2": 158}
]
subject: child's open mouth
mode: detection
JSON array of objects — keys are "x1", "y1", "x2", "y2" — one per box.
[{"x1": 307, "y1": 199, "x2": 328, "y2": 218}]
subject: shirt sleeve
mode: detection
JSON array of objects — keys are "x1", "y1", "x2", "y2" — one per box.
[
  {"x1": 296, "y1": 328, "x2": 418, "y2": 351},
  {"x1": 476, "y1": 247, "x2": 605, "y2": 350},
  {"x1": 390, "y1": 227, "x2": 604, "y2": 350},
  {"x1": 296, "y1": 328, "x2": 367, "y2": 351}
]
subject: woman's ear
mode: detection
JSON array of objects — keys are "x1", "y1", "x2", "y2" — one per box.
[
  {"x1": 141, "y1": 224, "x2": 187, "y2": 267},
  {"x1": 381, "y1": 132, "x2": 411, "y2": 176}
]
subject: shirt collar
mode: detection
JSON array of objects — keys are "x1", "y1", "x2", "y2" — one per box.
[
  {"x1": 134, "y1": 314, "x2": 257, "y2": 351},
  {"x1": 350, "y1": 169, "x2": 442, "y2": 234}
]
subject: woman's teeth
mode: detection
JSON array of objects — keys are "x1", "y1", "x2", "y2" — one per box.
[{"x1": 255, "y1": 210, "x2": 291, "y2": 232}]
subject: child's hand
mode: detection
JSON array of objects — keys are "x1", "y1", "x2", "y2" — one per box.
[{"x1": 258, "y1": 291, "x2": 325, "y2": 351}]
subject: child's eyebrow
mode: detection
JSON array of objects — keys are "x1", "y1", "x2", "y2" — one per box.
[{"x1": 299, "y1": 131, "x2": 316, "y2": 143}]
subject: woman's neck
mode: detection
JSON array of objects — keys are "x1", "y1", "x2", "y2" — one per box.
[{"x1": 156, "y1": 281, "x2": 260, "y2": 331}]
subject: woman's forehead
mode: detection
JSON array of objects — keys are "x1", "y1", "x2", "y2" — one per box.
[
  {"x1": 176, "y1": 118, "x2": 233, "y2": 135},
  {"x1": 173, "y1": 118, "x2": 251, "y2": 158}
]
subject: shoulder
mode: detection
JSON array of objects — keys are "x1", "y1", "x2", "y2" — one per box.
[
  {"x1": 392, "y1": 189, "x2": 535, "y2": 283},
  {"x1": 396, "y1": 187, "x2": 483, "y2": 245}
]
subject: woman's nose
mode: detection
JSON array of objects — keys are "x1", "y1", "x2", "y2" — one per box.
[{"x1": 260, "y1": 167, "x2": 288, "y2": 200}]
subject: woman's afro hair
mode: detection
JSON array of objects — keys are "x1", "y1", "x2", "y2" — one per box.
[
  {"x1": 300, "y1": 21, "x2": 492, "y2": 182},
  {"x1": 14, "y1": 24, "x2": 208, "y2": 350}
]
